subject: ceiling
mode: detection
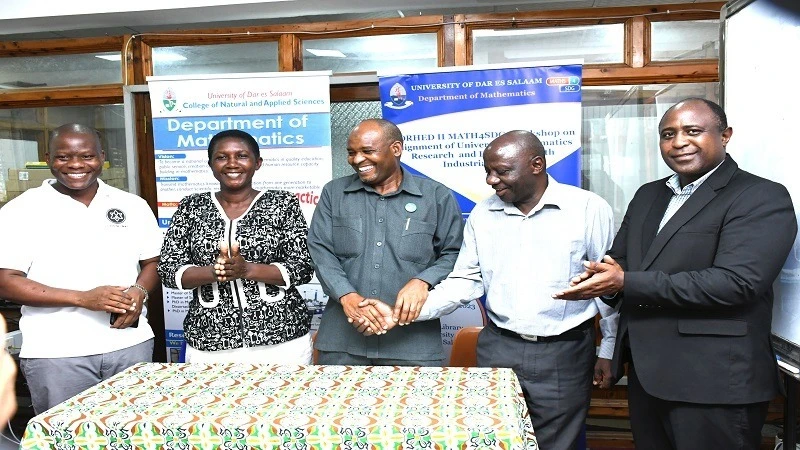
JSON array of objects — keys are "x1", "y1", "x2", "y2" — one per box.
[{"x1": 1, "y1": 0, "x2": 706, "y2": 41}]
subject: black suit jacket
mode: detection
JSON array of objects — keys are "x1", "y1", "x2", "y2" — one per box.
[{"x1": 609, "y1": 156, "x2": 797, "y2": 404}]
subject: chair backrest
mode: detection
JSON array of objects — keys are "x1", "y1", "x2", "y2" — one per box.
[
  {"x1": 448, "y1": 326, "x2": 483, "y2": 367},
  {"x1": 312, "y1": 331, "x2": 318, "y2": 364}
]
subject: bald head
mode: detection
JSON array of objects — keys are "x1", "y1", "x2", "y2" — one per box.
[
  {"x1": 483, "y1": 130, "x2": 548, "y2": 214},
  {"x1": 351, "y1": 118, "x2": 403, "y2": 147},
  {"x1": 485, "y1": 130, "x2": 546, "y2": 162}
]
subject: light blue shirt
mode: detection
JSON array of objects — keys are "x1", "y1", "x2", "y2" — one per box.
[
  {"x1": 418, "y1": 177, "x2": 619, "y2": 359},
  {"x1": 658, "y1": 159, "x2": 725, "y2": 232}
]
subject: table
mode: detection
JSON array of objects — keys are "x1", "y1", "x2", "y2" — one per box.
[{"x1": 21, "y1": 363, "x2": 538, "y2": 449}]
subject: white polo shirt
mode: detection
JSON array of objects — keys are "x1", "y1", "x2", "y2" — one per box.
[{"x1": 0, "y1": 179, "x2": 161, "y2": 358}]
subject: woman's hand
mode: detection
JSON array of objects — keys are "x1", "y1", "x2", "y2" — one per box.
[{"x1": 214, "y1": 242, "x2": 249, "y2": 282}]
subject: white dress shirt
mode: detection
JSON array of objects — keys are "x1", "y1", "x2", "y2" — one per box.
[{"x1": 418, "y1": 177, "x2": 619, "y2": 358}]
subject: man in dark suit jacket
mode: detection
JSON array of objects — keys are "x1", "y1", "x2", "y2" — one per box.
[{"x1": 554, "y1": 98, "x2": 797, "y2": 449}]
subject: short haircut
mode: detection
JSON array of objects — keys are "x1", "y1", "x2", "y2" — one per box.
[
  {"x1": 49, "y1": 124, "x2": 102, "y2": 155},
  {"x1": 358, "y1": 118, "x2": 404, "y2": 146},
  {"x1": 498, "y1": 130, "x2": 546, "y2": 160},
  {"x1": 663, "y1": 98, "x2": 728, "y2": 131},
  {"x1": 207, "y1": 129, "x2": 260, "y2": 160}
]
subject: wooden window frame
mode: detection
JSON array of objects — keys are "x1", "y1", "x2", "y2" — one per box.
[
  {"x1": 138, "y1": 15, "x2": 447, "y2": 75},
  {"x1": 457, "y1": 2, "x2": 724, "y2": 85},
  {"x1": 0, "y1": 36, "x2": 126, "y2": 107},
  {"x1": 0, "y1": 2, "x2": 724, "y2": 106}
]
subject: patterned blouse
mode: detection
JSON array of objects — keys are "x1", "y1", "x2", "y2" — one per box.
[{"x1": 158, "y1": 190, "x2": 313, "y2": 352}]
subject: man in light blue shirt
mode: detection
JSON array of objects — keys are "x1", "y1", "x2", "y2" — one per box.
[{"x1": 371, "y1": 130, "x2": 619, "y2": 450}]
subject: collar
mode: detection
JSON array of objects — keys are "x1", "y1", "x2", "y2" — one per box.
[
  {"x1": 343, "y1": 167, "x2": 423, "y2": 197},
  {"x1": 43, "y1": 178, "x2": 108, "y2": 202},
  {"x1": 665, "y1": 156, "x2": 726, "y2": 195},
  {"x1": 488, "y1": 175, "x2": 564, "y2": 215}
]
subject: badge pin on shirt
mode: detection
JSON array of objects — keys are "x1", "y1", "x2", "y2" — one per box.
[{"x1": 404, "y1": 202, "x2": 417, "y2": 230}]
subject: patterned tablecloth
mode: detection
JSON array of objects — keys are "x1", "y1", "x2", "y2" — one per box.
[{"x1": 21, "y1": 362, "x2": 538, "y2": 449}]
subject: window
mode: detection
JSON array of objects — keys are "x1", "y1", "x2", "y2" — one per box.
[
  {"x1": 473, "y1": 24, "x2": 625, "y2": 65},
  {"x1": 0, "y1": 53, "x2": 122, "y2": 90},
  {"x1": 152, "y1": 43, "x2": 279, "y2": 76},
  {"x1": 303, "y1": 34, "x2": 438, "y2": 74},
  {"x1": 651, "y1": 20, "x2": 720, "y2": 61}
]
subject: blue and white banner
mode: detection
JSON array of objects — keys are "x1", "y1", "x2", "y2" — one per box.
[
  {"x1": 380, "y1": 61, "x2": 582, "y2": 359},
  {"x1": 381, "y1": 61, "x2": 582, "y2": 215},
  {"x1": 148, "y1": 72, "x2": 332, "y2": 361}
]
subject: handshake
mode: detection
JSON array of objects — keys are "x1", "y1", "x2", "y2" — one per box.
[{"x1": 341, "y1": 278, "x2": 430, "y2": 336}]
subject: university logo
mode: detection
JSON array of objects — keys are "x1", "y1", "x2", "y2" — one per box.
[
  {"x1": 163, "y1": 88, "x2": 177, "y2": 111},
  {"x1": 384, "y1": 83, "x2": 413, "y2": 110},
  {"x1": 106, "y1": 208, "x2": 126, "y2": 224}
]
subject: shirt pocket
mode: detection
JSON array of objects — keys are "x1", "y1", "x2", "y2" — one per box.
[
  {"x1": 397, "y1": 219, "x2": 437, "y2": 265},
  {"x1": 536, "y1": 237, "x2": 583, "y2": 287},
  {"x1": 332, "y1": 216, "x2": 364, "y2": 258}
]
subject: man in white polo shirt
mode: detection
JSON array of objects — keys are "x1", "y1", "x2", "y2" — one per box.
[{"x1": 0, "y1": 123, "x2": 161, "y2": 414}]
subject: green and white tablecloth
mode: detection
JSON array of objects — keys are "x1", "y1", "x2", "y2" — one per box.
[{"x1": 21, "y1": 362, "x2": 538, "y2": 449}]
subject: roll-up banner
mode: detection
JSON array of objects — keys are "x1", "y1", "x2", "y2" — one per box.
[
  {"x1": 379, "y1": 61, "x2": 583, "y2": 359},
  {"x1": 147, "y1": 72, "x2": 333, "y2": 361}
]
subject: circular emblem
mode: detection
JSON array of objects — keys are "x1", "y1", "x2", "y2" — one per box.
[
  {"x1": 106, "y1": 208, "x2": 126, "y2": 224},
  {"x1": 405, "y1": 202, "x2": 417, "y2": 213},
  {"x1": 390, "y1": 83, "x2": 408, "y2": 106}
]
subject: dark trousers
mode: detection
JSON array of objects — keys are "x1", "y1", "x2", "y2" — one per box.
[
  {"x1": 627, "y1": 363, "x2": 769, "y2": 450},
  {"x1": 477, "y1": 322, "x2": 596, "y2": 450}
]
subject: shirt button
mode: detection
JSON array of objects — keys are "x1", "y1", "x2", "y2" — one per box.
[
  {"x1": 379, "y1": 198, "x2": 385, "y2": 201},
  {"x1": 376, "y1": 242, "x2": 382, "y2": 247},
  {"x1": 374, "y1": 264, "x2": 380, "y2": 269},
  {"x1": 378, "y1": 218, "x2": 384, "y2": 223},
  {"x1": 371, "y1": 290, "x2": 377, "y2": 295}
]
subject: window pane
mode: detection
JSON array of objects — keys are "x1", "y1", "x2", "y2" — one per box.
[
  {"x1": 651, "y1": 20, "x2": 719, "y2": 61},
  {"x1": 473, "y1": 24, "x2": 624, "y2": 65},
  {"x1": 581, "y1": 83, "x2": 720, "y2": 228},
  {"x1": 0, "y1": 105, "x2": 128, "y2": 204},
  {"x1": 303, "y1": 34, "x2": 437, "y2": 74},
  {"x1": 152, "y1": 43, "x2": 278, "y2": 76},
  {"x1": 0, "y1": 53, "x2": 121, "y2": 90}
]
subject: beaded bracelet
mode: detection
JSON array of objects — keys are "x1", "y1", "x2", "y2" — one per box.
[{"x1": 128, "y1": 284, "x2": 149, "y2": 302}]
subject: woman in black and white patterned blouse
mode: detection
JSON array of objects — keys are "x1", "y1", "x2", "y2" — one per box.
[{"x1": 158, "y1": 129, "x2": 314, "y2": 363}]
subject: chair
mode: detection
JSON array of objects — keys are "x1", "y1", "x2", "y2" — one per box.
[
  {"x1": 448, "y1": 326, "x2": 483, "y2": 367},
  {"x1": 312, "y1": 331, "x2": 319, "y2": 364}
]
